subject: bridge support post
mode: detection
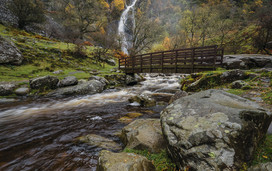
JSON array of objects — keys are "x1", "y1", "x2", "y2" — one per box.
[
  {"x1": 140, "y1": 55, "x2": 143, "y2": 73},
  {"x1": 149, "y1": 54, "x2": 152, "y2": 73},
  {"x1": 213, "y1": 46, "x2": 217, "y2": 70},
  {"x1": 191, "y1": 48, "x2": 195, "y2": 73},
  {"x1": 161, "y1": 52, "x2": 164, "y2": 73},
  {"x1": 175, "y1": 50, "x2": 178, "y2": 73}
]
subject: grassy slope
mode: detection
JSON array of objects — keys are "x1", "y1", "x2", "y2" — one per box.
[{"x1": 0, "y1": 24, "x2": 117, "y2": 82}]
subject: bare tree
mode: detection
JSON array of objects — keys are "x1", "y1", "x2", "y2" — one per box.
[{"x1": 127, "y1": 9, "x2": 163, "y2": 56}]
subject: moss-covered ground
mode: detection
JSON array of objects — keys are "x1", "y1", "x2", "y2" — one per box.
[
  {"x1": 0, "y1": 24, "x2": 118, "y2": 82},
  {"x1": 123, "y1": 148, "x2": 177, "y2": 171}
]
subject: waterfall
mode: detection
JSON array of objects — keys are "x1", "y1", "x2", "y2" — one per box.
[{"x1": 118, "y1": 0, "x2": 138, "y2": 55}]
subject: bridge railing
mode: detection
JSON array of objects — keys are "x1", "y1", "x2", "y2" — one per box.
[{"x1": 118, "y1": 45, "x2": 224, "y2": 73}]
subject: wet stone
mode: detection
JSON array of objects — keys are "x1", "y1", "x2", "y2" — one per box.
[
  {"x1": 77, "y1": 134, "x2": 122, "y2": 151},
  {"x1": 97, "y1": 150, "x2": 155, "y2": 171}
]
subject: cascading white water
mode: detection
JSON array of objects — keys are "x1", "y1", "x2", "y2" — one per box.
[{"x1": 118, "y1": 0, "x2": 138, "y2": 55}]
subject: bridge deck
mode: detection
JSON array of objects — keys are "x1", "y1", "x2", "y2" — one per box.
[{"x1": 118, "y1": 45, "x2": 224, "y2": 74}]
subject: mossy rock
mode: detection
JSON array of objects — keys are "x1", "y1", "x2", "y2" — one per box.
[{"x1": 183, "y1": 74, "x2": 221, "y2": 92}]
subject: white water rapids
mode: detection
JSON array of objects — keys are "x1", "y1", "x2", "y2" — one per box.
[
  {"x1": 0, "y1": 74, "x2": 181, "y2": 122},
  {"x1": 118, "y1": 0, "x2": 138, "y2": 55}
]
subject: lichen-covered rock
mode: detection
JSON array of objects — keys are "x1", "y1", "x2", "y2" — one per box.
[
  {"x1": 185, "y1": 74, "x2": 221, "y2": 92},
  {"x1": 14, "y1": 87, "x2": 29, "y2": 96},
  {"x1": 48, "y1": 80, "x2": 105, "y2": 96},
  {"x1": 125, "y1": 74, "x2": 142, "y2": 86},
  {"x1": 220, "y1": 69, "x2": 247, "y2": 83},
  {"x1": 89, "y1": 76, "x2": 109, "y2": 86},
  {"x1": 120, "y1": 119, "x2": 166, "y2": 153},
  {"x1": 104, "y1": 74, "x2": 126, "y2": 86},
  {"x1": 161, "y1": 89, "x2": 271, "y2": 170},
  {"x1": 29, "y1": 75, "x2": 59, "y2": 90},
  {"x1": 231, "y1": 80, "x2": 247, "y2": 89},
  {"x1": 0, "y1": 36, "x2": 23, "y2": 65},
  {"x1": 128, "y1": 93, "x2": 156, "y2": 107},
  {"x1": 169, "y1": 90, "x2": 188, "y2": 104},
  {"x1": 97, "y1": 150, "x2": 155, "y2": 171},
  {"x1": 58, "y1": 76, "x2": 78, "y2": 87},
  {"x1": 248, "y1": 162, "x2": 272, "y2": 171},
  {"x1": 77, "y1": 134, "x2": 121, "y2": 151},
  {"x1": 223, "y1": 54, "x2": 272, "y2": 69},
  {"x1": 0, "y1": 84, "x2": 16, "y2": 96}
]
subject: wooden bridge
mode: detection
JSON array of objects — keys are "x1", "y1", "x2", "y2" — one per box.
[{"x1": 118, "y1": 45, "x2": 224, "y2": 74}]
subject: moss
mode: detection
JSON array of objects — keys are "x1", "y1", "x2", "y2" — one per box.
[
  {"x1": 260, "y1": 71, "x2": 272, "y2": 78},
  {"x1": 241, "y1": 85, "x2": 252, "y2": 90},
  {"x1": 226, "y1": 89, "x2": 246, "y2": 96},
  {"x1": 184, "y1": 74, "x2": 222, "y2": 92},
  {"x1": 262, "y1": 90, "x2": 272, "y2": 104},
  {"x1": 123, "y1": 148, "x2": 177, "y2": 171},
  {"x1": 252, "y1": 135, "x2": 272, "y2": 166}
]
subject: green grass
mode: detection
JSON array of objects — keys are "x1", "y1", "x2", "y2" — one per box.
[
  {"x1": 123, "y1": 148, "x2": 177, "y2": 171},
  {"x1": 0, "y1": 24, "x2": 118, "y2": 82},
  {"x1": 252, "y1": 135, "x2": 272, "y2": 166},
  {"x1": 226, "y1": 89, "x2": 247, "y2": 96},
  {"x1": 262, "y1": 90, "x2": 272, "y2": 105}
]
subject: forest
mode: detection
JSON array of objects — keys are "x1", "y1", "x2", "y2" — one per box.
[{"x1": 3, "y1": 0, "x2": 272, "y2": 57}]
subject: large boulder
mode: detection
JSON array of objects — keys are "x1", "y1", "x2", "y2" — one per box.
[
  {"x1": 77, "y1": 134, "x2": 121, "y2": 151},
  {"x1": 29, "y1": 75, "x2": 59, "y2": 90},
  {"x1": 161, "y1": 89, "x2": 271, "y2": 170},
  {"x1": 58, "y1": 76, "x2": 78, "y2": 87},
  {"x1": 104, "y1": 74, "x2": 126, "y2": 86},
  {"x1": 88, "y1": 76, "x2": 109, "y2": 87},
  {"x1": 120, "y1": 119, "x2": 165, "y2": 153},
  {"x1": 48, "y1": 80, "x2": 105, "y2": 96},
  {"x1": 220, "y1": 69, "x2": 247, "y2": 83},
  {"x1": 97, "y1": 150, "x2": 155, "y2": 171},
  {"x1": 223, "y1": 54, "x2": 272, "y2": 69},
  {"x1": 0, "y1": 83, "x2": 16, "y2": 96},
  {"x1": 126, "y1": 74, "x2": 142, "y2": 86},
  {"x1": 248, "y1": 162, "x2": 272, "y2": 171},
  {"x1": 0, "y1": 36, "x2": 23, "y2": 65}
]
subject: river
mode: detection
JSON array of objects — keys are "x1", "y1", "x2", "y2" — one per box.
[{"x1": 0, "y1": 74, "x2": 181, "y2": 171}]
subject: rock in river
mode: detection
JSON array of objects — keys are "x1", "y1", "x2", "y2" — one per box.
[
  {"x1": 29, "y1": 75, "x2": 59, "y2": 90},
  {"x1": 48, "y1": 80, "x2": 105, "y2": 97},
  {"x1": 97, "y1": 150, "x2": 155, "y2": 171},
  {"x1": 14, "y1": 87, "x2": 29, "y2": 96},
  {"x1": 77, "y1": 134, "x2": 121, "y2": 151},
  {"x1": 58, "y1": 76, "x2": 78, "y2": 87},
  {"x1": 0, "y1": 83, "x2": 16, "y2": 96},
  {"x1": 161, "y1": 89, "x2": 271, "y2": 170},
  {"x1": 120, "y1": 119, "x2": 166, "y2": 153},
  {"x1": 128, "y1": 93, "x2": 156, "y2": 107}
]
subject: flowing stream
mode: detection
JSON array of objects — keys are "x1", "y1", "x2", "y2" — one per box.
[
  {"x1": 118, "y1": 0, "x2": 138, "y2": 54},
  {"x1": 0, "y1": 74, "x2": 181, "y2": 171}
]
